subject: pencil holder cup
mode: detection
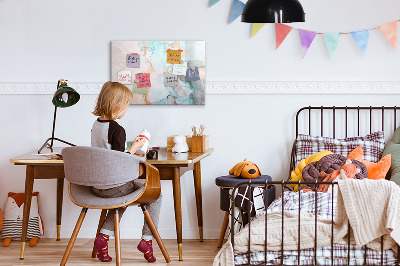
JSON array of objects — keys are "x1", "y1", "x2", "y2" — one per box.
[{"x1": 191, "y1": 135, "x2": 209, "y2": 153}]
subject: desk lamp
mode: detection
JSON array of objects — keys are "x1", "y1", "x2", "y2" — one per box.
[
  {"x1": 38, "y1": 79, "x2": 80, "y2": 154},
  {"x1": 241, "y1": 0, "x2": 305, "y2": 23}
]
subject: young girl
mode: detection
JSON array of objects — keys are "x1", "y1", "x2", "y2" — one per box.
[{"x1": 91, "y1": 81, "x2": 162, "y2": 263}]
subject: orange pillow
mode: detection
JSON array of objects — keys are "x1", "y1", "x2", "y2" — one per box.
[{"x1": 347, "y1": 146, "x2": 391, "y2": 180}]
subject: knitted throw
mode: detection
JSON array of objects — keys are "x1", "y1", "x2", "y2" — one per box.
[{"x1": 335, "y1": 178, "x2": 400, "y2": 251}]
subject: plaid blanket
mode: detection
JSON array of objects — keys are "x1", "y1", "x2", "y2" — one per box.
[
  {"x1": 235, "y1": 244, "x2": 397, "y2": 265},
  {"x1": 266, "y1": 190, "x2": 336, "y2": 220},
  {"x1": 234, "y1": 191, "x2": 397, "y2": 265}
]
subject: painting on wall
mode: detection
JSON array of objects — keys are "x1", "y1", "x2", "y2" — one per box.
[{"x1": 111, "y1": 41, "x2": 205, "y2": 105}]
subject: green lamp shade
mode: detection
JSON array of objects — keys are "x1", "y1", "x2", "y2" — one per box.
[{"x1": 52, "y1": 84, "x2": 80, "y2": 108}]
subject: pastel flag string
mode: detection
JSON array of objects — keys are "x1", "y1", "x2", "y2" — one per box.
[
  {"x1": 209, "y1": 0, "x2": 220, "y2": 7},
  {"x1": 298, "y1": 29, "x2": 317, "y2": 58},
  {"x1": 351, "y1": 29, "x2": 370, "y2": 55},
  {"x1": 229, "y1": 0, "x2": 245, "y2": 24},
  {"x1": 251, "y1": 23, "x2": 266, "y2": 38},
  {"x1": 378, "y1": 21, "x2": 398, "y2": 50},
  {"x1": 323, "y1": 33, "x2": 341, "y2": 58},
  {"x1": 275, "y1": 23, "x2": 293, "y2": 49}
]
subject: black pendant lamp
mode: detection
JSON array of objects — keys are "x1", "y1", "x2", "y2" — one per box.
[{"x1": 242, "y1": 0, "x2": 305, "y2": 23}]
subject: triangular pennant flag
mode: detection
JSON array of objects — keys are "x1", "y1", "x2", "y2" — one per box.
[
  {"x1": 229, "y1": 0, "x2": 245, "y2": 24},
  {"x1": 378, "y1": 21, "x2": 398, "y2": 50},
  {"x1": 298, "y1": 29, "x2": 317, "y2": 58},
  {"x1": 209, "y1": 0, "x2": 220, "y2": 7},
  {"x1": 275, "y1": 23, "x2": 293, "y2": 49},
  {"x1": 251, "y1": 23, "x2": 266, "y2": 38},
  {"x1": 351, "y1": 29, "x2": 370, "y2": 55},
  {"x1": 323, "y1": 33, "x2": 341, "y2": 58}
]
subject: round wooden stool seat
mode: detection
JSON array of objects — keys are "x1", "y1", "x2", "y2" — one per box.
[{"x1": 215, "y1": 174, "x2": 271, "y2": 188}]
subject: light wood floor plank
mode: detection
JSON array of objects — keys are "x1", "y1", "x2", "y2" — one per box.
[{"x1": 0, "y1": 239, "x2": 222, "y2": 265}]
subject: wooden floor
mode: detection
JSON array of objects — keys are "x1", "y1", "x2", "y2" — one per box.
[{"x1": 0, "y1": 239, "x2": 221, "y2": 265}]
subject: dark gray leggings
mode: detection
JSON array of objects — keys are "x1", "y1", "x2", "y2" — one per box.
[{"x1": 92, "y1": 180, "x2": 162, "y2": 240}]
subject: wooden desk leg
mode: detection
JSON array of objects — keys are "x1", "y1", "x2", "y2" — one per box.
[
  {"x1": 193, "y1": 161, "x2": 203, "y2": 242},
  {"x1": 172, "y1": 167, "x2": 183, "y2": 261},
  {"x1": 56, "y1": 178, "x2": 64, "y2": 241},
  {"x1": 20, "y1": 165, "x2": 35, "y2": 259}
]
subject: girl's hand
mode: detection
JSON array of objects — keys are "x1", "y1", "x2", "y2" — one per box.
[
  {"x1": 129, "y1": 137, "x2": 147, "y2": 155},
  {"x1": 134, "y1": 148, "x2": 149, "y2": 157}
]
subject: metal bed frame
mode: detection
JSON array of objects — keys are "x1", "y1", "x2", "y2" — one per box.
[{"x1": 230, "y1": 106, "x2": 400, "y2": 266}]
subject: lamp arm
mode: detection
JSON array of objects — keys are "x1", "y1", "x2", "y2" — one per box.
[
  {"x1": 50, "y1": 105, "x2": 57, "y2": 148},
  {"x1": 50, "y1": 79, "x2": 61, "y2": 148}
]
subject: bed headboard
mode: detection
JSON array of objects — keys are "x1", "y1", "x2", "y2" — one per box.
[
  {"x1": 295, "y1": 106, "x2": 400, "y2": 138},
  {"x1": 290, "y1": 106, "x2": 400, "y2": 179}
]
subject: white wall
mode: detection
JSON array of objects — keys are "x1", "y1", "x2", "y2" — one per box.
[{"x1": 1, "y1": 0, "x2": 400, "y2": 240}]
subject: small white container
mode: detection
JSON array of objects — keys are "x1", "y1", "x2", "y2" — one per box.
[{"x1": 136, "y1": 129, "x2": 150, "y2": 154}]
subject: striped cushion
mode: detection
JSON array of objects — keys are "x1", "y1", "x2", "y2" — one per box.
[
  {"x1": 295, "y1": 131, "x2": 385, "y2": 166},
  {"x1": 1, "y1": 217, "x2": 40, "y2": 240}
]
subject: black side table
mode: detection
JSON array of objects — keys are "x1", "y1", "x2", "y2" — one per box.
[{"x1": 215, "y1": 175, "x2": 275, "y2": 248}]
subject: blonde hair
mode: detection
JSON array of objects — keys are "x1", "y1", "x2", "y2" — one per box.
[{"x1": 93, "y1": 82, "x2": 133, "y2": 120}]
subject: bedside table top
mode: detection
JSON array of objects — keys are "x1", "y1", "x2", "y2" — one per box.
[{"x1": 215, "y1": 175, "x2": 272, "y2": 188}]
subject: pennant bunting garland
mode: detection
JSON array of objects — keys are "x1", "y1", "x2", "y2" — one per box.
[
  {"x1": 251, "y1": 23, "x2": 266, "y2": 38},
  {"x1": 275, "y1": 23, "x2": 293, "y2": 49},
  {"x1": 209, "y1": 0, "x2": 220, "y2": 8},
  {"x1": 351, "y1": 29, "x2": 370, "y2": 55},
  {"x1": 208, "y1": 6, "x2": 400, "y2": 57},
  {"x1": 229, "y1": 0, "x2": 245, "y2": 24},
  {"x1": 323, "y1": 33, "x2": 341, "y2": 58},
  {"x1": 298, "y1": 30, "x2": 317, "y2": 58},
  {"x1": 378, "y1": 21, "x2": 398, "y2": 50}
]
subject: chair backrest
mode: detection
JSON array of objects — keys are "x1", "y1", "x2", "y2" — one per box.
[{"x1": 62, "y1": 146, "x2": 145, "y2": 187}]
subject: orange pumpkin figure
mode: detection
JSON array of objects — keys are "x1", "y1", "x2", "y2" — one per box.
[{"x1": 229, "y1": 159, "x2": 261, "y2": 179}]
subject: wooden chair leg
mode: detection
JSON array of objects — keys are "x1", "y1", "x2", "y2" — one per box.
[
  {"x1": 141, "y1": 205, "x2": 171, "y2": 263},
  {"x1": 60, "y1": 208, "x2": 88, "y2": 266},
  {"x1": 91, "y1": 209, "x2": 108, "y2": 258},
  {"x1": 114, "y1": 210, "x2": 121, "y2": 266},
  {"x1": 217, "y1": 211, "x2": 230, "y2": 248}
]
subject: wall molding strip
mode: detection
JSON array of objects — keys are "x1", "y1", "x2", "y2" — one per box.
[{"x1": 0, "y1": 81, "x2": 399, "y2": 95}]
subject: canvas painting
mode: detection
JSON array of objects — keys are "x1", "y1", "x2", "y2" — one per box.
[{"x1": 111, "y1": 41, "x2": 205, "y2": 105}]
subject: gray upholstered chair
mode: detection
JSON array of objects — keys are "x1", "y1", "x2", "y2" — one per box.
[{"x1": 60, "y1": 146, "x2": 171, "y2": 265}]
